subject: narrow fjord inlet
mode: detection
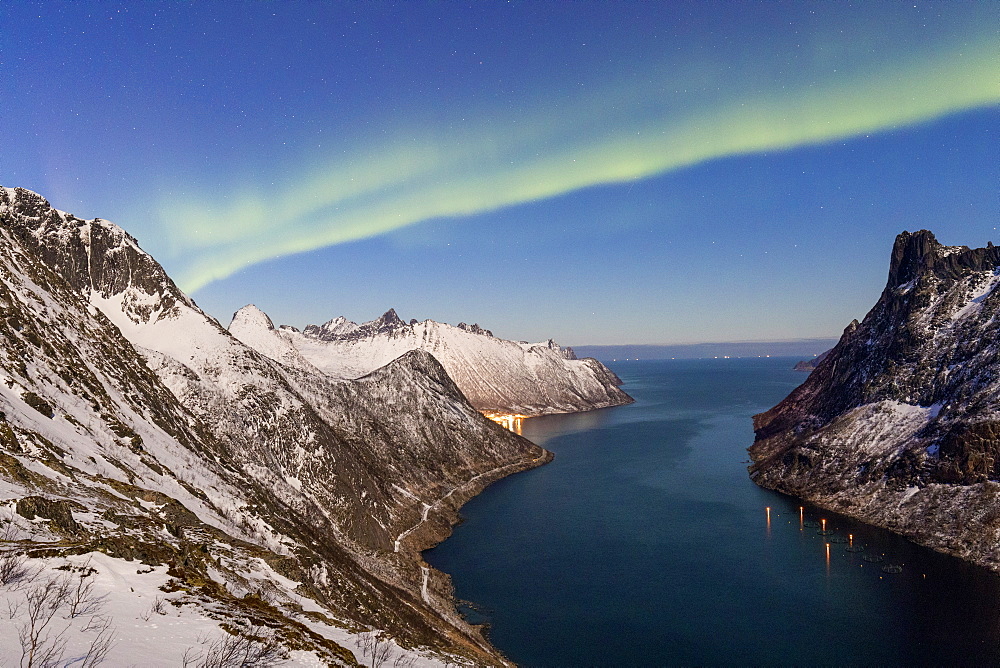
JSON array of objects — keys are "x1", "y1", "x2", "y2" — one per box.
[
  {"x1": 3, "y1": 2, "x2": 998, "y2": 663},
  {"x1": 427, "y1": 359, "x2": 1000, "y2": 666}
]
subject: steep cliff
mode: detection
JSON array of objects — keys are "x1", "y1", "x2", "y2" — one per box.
[
  {"x1": 231, "y1": 305, "x2": 633, "y2": 417},
  {"x1": 750, "y1": 230, "x2": 1000, "y2": 570},
  {"x1": 0, "y1": 186, "x2": 550, "y2": 665}
]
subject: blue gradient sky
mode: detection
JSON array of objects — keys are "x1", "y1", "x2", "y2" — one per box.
[{"x1": 2, "y1": 1, "x2": 998, "y2": 345}]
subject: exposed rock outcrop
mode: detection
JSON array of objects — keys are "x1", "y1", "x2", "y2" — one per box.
[{"x1": 750, "y1": 230, "x2": 1000, "y2": 571}]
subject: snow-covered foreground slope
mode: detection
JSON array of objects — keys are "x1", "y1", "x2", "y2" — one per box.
[
  {"x1": 751, "y1": 231, "x2": 1000, "y2": 572},
  {"x1": 0, "y1": 186, "x2": 551, "y2": 665},
  {"x1": 231, "y1": 305, "x2": 633, "y2": 417}
]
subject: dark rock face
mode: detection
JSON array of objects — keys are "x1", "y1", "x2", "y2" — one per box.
[
  {"x1": 456, "y1": 322, "x2": 493, "y2": 337},
  {"x1": 369, "y1": 308, "x2": 405, "y2": 333},
  {"x1": 0, "y1": 187, "x2": 193, "y2": 323},
  {"x1": 15, "y1": 496, "x2": 84, "y2": 535},
  {"x1": 749, "y1": 230, "x2": 1000, "y2": 571}
]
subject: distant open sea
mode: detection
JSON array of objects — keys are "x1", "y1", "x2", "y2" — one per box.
[{"x1": 425, "y1": 358, "x2": 1000, "y2": 666}]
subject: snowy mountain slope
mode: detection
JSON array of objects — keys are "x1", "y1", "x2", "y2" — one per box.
[
  {"x1": 228, "y1": 304, "x2": 324, "y2": 373},
  {"x1": 750, "y1": 230, "x2": 1000, "y2": 572},
  {"x1": 231, "y1": 305, "x2": 633, "y2": 416},
  {"x1": 0, "y1": 186, "x2": 550, "y2": 665}
]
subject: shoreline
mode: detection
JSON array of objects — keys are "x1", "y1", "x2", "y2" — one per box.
[
  {"x1": 390, "y1": 398, "x2": 627, "y2": 664},
  {"x1": 751, "y1": 473, "x2": 1000, "y2": 576},
  {"x1": 393, "y1": 448, "x2": 552, "y2": 554},
  {"x1": 394, "y1": 442, "x2": 553, "y2": 666}
]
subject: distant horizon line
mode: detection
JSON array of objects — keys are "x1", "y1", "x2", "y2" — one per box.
[
  {"x1": 573, "y1": 336, "x2": 839, "y2": 348},
  {"x1": 571, "y1": 338, "x2": 839, "y2": 361}
]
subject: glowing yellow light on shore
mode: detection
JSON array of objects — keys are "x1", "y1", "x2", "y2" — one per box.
[
  {"x1": 849, "y1": 533, "x2": 854, "y2": 547},
  {"x1": 483, "y1": 412, "x2": 529, "y2": 434}
]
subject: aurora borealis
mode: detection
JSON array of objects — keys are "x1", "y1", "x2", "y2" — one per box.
[{"x1": 3, "y1": 1, "x2": 998, "y2": 345}]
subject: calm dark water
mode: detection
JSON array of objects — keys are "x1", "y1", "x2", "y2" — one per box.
[{"x1": 425, "y1": 358, "x2": 1000, "y2": 666}]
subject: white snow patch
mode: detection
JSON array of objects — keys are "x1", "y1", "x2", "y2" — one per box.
[
  {"x1": 0, "y1": 552, "x2": 269, "y2": 667},
  {"x1": 831, "y1": 400, "x2": 936, "y2": 458},
  {"x1": 952, "y1": 270, "x2": 1000, "y2": 321}
]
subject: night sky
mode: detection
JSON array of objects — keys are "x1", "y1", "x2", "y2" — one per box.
[{"x1": 3, "y1": 1, "x2": 998, "y2": 345}]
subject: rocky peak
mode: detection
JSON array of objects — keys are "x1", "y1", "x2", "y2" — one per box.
[
  {"x1": 368, "y1": 308, "x2": 405, "y2": 333},
  {"x1": 1, "y1": 187, "x2": 50, "y2": 216},
  {"x1": 302, "y1": 316, "x2": 358, "y2": 341},
  {"x1": 886, "y1": 230, "x2": 942, "y2": 288},
  {"x1": 456, "y1": 322, "x2": 494, "y2": 337},
  {"x1": 302, "y1": 309, "x2": 406, "y2": 341},
  {"x1": 530, "y1": 338, "x2": 576, "y2": 360},
  {"x1": 886, "y1": 229, "x2": 1000, "y2": 290}
]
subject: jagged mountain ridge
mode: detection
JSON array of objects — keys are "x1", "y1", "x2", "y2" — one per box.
[
  {"x1": 0, "y1": 186, "x2": 551, "y2": 665},
  {"x1": 231, "y1": 305, "x2": 633, "y2": 416},
  {"x1": 750, "y1": 230, "x2": 1000, "y2": 571}
]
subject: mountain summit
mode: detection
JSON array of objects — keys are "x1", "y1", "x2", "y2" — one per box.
[{"x1": 750, "y1": 230, "x2": 1000, "y2": 572}]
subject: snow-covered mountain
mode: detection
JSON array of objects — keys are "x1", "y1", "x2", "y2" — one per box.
[
  {"x1": 0, "y1": 186, "x2": 551, "y2": 665},
  {"x1": 231, "y1": 305, "x2": 633, "y2": 417},
  {"x1": 750, "y1": 230, "x2": 1000, "y2": 572}
]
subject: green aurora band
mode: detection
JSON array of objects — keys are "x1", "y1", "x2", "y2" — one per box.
[{"x1": 163, "y1": 34, "x2": 1000, "y2": 294}]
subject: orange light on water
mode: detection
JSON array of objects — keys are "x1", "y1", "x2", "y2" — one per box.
[
  {"x1": 483, "y1": 412, "x2": 528, "y2": 434},
  {"x1": 766, "y1": 506, "x2": 771, "y2": 535},
  {"x1": 821, "y1": 518, "x2": 827, "y2": 532}
]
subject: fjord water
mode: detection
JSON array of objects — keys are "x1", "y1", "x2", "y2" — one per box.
[{"x1": 424, "y1": 358, "x2": 1000, "y2": 666}]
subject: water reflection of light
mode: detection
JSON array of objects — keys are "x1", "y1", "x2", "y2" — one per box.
[
  {"x1": 799, "y1": 506, "x2": 804, "y2": 531},
  {"x1": 766, "y1": 506, "x2": 771, "y2": 536},
  {"x1": 515, "y1": 407, "x2": 618, "y2": 446},
  {"x1": 483, "y1": 412, "x2": 529, "y2": 435},
  {"x1": 826, "y1": 542, "x2": 831, "y2": 576}
]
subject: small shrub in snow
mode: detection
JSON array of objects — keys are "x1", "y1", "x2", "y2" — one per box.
[
  {"x1": 356, "y1": 631, "x2": 397, "y2": 668},
  {"x1": 182, "y1": 624, "x2": 283, "y2": 667},
  {"x1": 7, "y1": 563, "x2": 117, "y2": 668},
  {"x1": 0, "y1": 516, "x2": 36, "y2": 588}
]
